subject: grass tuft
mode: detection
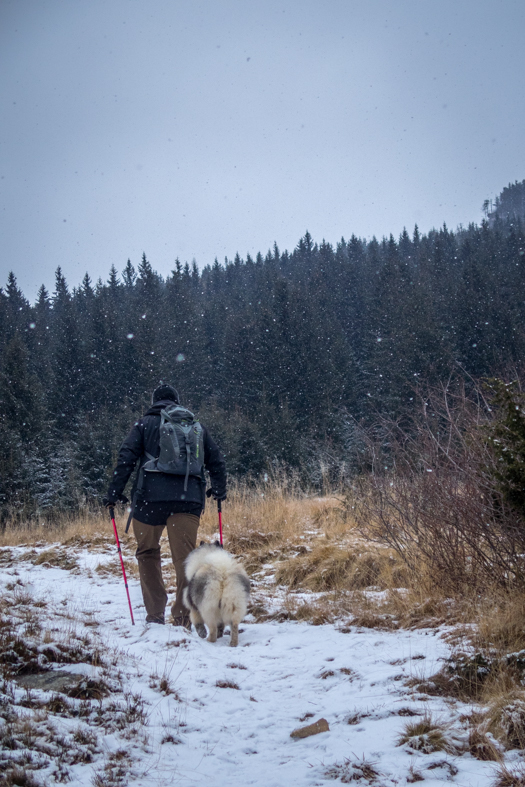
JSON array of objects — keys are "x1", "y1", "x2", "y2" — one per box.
[
  {"x1": 324, "y1": 757, "x2": 379, "y2": 783},
  {"x1": 469, "y1": 727, "x2": 502, "y2": 761},
  {"x1": 493, "y1": 763, "x2": 525, "y2": 787},
  {"x1": 31, "y1": 548, "x2": 78, "y2": 571},
  {"x1": 215, "y1": 679, "x2": 240, "y2": 690},
  {"x1": 397, "y1": 714, "x2": 455, "y2": 754},
  {"x1": 274, "y1": 541, "x2": 405, "y2": 592},
  {"x1": 406, "y1": 763, "x2": 425, "y2": 783}
]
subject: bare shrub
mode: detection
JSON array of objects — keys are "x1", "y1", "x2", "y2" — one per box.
[{"x1": 353, "y1": 378, "x2": 525, "y2": 592}]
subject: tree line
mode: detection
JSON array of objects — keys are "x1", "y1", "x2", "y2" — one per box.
[{"x1": 1, "y1": 181, "x2": 525, "y2": 520}]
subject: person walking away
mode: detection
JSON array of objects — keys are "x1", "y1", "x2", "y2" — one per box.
[{"x1": 104, "y1": 384, "x2": 227, "y2": 628}]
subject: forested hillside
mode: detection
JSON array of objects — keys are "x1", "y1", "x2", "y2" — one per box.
[{"x1": 1, "y1": 181, "x2": 524, "y2": 520}]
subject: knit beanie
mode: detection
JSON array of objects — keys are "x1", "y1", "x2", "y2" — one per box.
[{"x1": 152, "y1": 384, "x2": 179, "y2": 403}]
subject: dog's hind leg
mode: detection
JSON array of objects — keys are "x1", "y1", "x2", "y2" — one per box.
[
  {"x1": 189, "y1": 608, "x2": 207, "y2": 639},
  {"x1": 217, "y1": 623, "x2": 224, "y2": 638},
  {"x1": 229, "y1": 622, "x2": 239, "y2": 647},
  {"x1": 196, "y1": 622, "x2": 207, "y2": 638},
  {"x1": 207, "y1": 623, "x2": 218, "y2": 643}
]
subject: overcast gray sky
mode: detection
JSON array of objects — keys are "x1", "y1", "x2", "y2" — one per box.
[{"x1": 1, "y1": 0, "x2": 523, "y2": 302}]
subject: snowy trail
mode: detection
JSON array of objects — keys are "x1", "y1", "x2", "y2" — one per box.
[{"x1": 2, "y1": 546, "x2": 503, "y2": 786}]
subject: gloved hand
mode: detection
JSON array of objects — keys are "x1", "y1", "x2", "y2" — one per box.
[
  {"x1": 102, "y1": 494, "x2": 128, "y2": 509},
  {"x1": 206, "y1": 488, "x2": 227, "y2": 502}
]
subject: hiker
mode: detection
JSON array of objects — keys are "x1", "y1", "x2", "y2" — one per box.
[{"x1": 104, "y1": 384, "x2": 227, "y2": 628}]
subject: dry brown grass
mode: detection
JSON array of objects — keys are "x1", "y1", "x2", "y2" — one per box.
[
  {"x1": 481, "y1": 692, "x2": 525, "y2": 751},
  {"x1": 0, "y1": 485, "x2": 498, "y2": 627},
  {"x1": 397, "y1": 714, "x2": 452, "y2": 754},
  {"x1": 31, "y1": 548, "x2": 79, "y2": 571},
  {"x1": 274, "y1": 540, "x2": 407, "y2": 592},
  {"x1": 473, "y1": 592, "x2": 525, "y2": 655},
  {"x1": 1, "y1": 483, "x2": 525, "y2": 648},
  {"x1": 324, "y1": 757, "x2": 380, "y2": 784},
  {"x1": 468, "y1": 727, "x2": 502, "y2": 762},
  {"x1": 200, "y1": 483, "x2": 345, "y2": 542},
  {"x1": 6, "y1": 481, "x2": 525, "y2": 769},
  {"x1": 494, "y1": 763, "x2": 525, "y2": 787},
  {"x1": 0, "y1": 507, "x2": 115, "y2": 547}
]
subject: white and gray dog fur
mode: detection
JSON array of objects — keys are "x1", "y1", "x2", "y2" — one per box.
[{"x1": 183, "y1": 541, "x2": 250, "y2": 647}]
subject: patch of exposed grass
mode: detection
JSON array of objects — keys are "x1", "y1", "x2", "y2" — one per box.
[
  {"x1": 0, "y1": 507, "x2": 114, "y2": 548},
  {"x1": 324, "y1": 757, "x2": 379, "y2": 783},
  {"x1": 346, "y1": 612, "x2": 399, "y2": 631},
  {"x1": 95, "y1": 558, "x2": 138, "y2": 579},
  {"x1": 31, "y1": 548, "x2": 78, "y2": 571},
  {"x1": 469, "y1": 727, "x2": 503, "y2": 761},
  {"x1": 199, "y1": 481, "x2": 314, "y2": 543},
  {"x1": 67, "y1": 678, "x2": 111, "y2": 701},
  {"x1": 493, "y1": 763, "x2": 525, "y2": 787},
  {"x1": 274, "y1": 540, "x2": 406, "y2": 592},
  {"x1": 397, "y1": 714, "x2": 459, "y2": 754},
  {"x1": 406, "y1": 764, "x2": 425, "y2": 783},
  {"x1": 215, "y1": 679, "x2": 240, "y2": 690},
  {"x1": 480, "y1": 692, "x2": 525, "y2": 751},
  {"x1": 291, "y1": 599, "x2": 336, "y2": 626},
  {"x1": 473, "y1": 592, "x2": 525, "y2": 654},
  {"x1": 0, "y1": 768, "x2": 42, "y2": 787},
  {"x1": 92, "y1": 747, "x2": 133, "y2": 787},
  {"x1": 0, "y1": 705, "x2": 102, "y2": 783},
  {"x1": 410, "y1": 651, "x2": 494, "y2": 701}
]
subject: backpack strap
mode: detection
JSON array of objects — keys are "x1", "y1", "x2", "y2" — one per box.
[{"x1": 178, "y1": 424, "x2": 192, "y2": 491}]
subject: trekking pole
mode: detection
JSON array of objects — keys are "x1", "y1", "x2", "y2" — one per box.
[
  {"x1": 109, "y1": 507, "x2": 135, "y2": 625},
  {"x1": 217, "y1": 499, "x2": 224, "y2": 546}
]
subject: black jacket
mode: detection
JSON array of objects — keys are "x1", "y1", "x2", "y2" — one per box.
[{"x1": 107, "y1": 399, "x2": 227, "y2": 512}]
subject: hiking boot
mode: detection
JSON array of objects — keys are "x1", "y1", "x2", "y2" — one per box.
[
  {"x1": 172, "y1": 615, "x2": 191, "y2": 631},
  {"x1": 145, "y1": 615, "x2": 165, "y2": 625}
]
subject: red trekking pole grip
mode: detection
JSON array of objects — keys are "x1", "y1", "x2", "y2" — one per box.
[{"x1": 109, "y1": 507, "x2": 135, "y2": 625}]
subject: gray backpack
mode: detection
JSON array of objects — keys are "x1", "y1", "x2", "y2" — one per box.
[
  {"x1": 143, "y1": 405, "x2": 205, "y2": 491},
  {"x1": 125, "y1": 406, "x2": 205, "y2": 532}
]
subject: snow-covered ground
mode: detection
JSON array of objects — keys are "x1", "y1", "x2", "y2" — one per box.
[{"x1": 0, "y1": 543, "x2": 506, "y2": 786}]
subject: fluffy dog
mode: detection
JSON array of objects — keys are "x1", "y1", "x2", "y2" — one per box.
[{"x1": 183, "y1": 541, "x2": 250, "y2": 647}]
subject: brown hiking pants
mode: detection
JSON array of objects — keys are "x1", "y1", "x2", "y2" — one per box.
[{"x1": 132, "y1": 513, "x2": 200, "y2": 624}]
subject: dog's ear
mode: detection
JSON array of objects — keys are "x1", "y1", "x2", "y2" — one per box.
[
  {"x1": 199, "y1": 540, "x2": 206, "y2": 546},
  {"x1": 214, "y1": 540, "x2": 223, "y2": 548}
]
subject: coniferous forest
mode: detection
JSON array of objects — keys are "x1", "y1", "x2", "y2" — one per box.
[{"x1": 1, "y1": 180, "x2": 525, "y2": 521}]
